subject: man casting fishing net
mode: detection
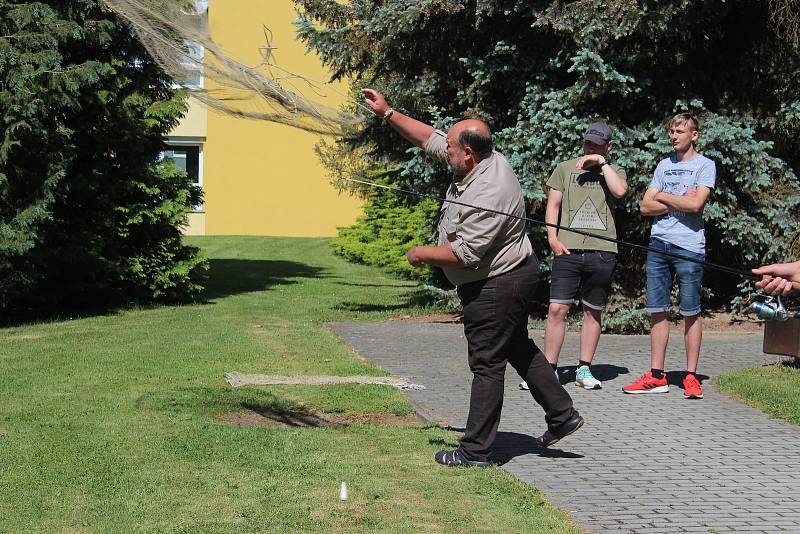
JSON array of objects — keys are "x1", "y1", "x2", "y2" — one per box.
[{"x1": 361, "y1": 88, "x2": 584, "y2": 467}]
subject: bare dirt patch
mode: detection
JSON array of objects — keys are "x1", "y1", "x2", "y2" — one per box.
[{"x1": 217, "y1": 408, "x2": 425, "y2": 429}]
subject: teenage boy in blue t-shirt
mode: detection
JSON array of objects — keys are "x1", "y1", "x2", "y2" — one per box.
[{"x1": 623, "y1": 113, "x2": 716, "y2": 399}]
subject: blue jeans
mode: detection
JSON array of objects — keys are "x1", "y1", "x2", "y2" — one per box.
[{"x1": 646, "y1": 238, "x2": 704, "y2": 316}]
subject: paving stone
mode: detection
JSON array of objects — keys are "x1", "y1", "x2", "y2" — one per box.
[{"x1": 329, "y1": 322, "x2": 800, "y2": 533}]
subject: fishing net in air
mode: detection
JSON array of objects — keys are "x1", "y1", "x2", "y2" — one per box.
[{"x1": 104, "y1": 0, "x2": 364, "y2": 135}]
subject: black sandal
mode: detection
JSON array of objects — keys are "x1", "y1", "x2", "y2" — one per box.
[{"x1": 434, "y1": 449, "x2": 490, "y2": 467}]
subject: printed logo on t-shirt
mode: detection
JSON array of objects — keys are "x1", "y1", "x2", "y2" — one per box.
[
  {"x1": 664, "y1": 169, "x2": 694, "y2": 177},
  {"x1": 569, "y1": 197, "x2": 607, "y2": 230},
  {"x1": 570, "y1": 171, "x2": 602, "y2": 188},
  {"x1": 661, "y1": 171, "x2": 698, "y2": 216}
]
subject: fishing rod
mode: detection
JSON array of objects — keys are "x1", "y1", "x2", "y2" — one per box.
[{"x1": 346, "y1": 178, "x2": 760, "y2": 280}]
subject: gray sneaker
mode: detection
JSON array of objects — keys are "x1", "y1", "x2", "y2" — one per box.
[{"x1": 575, "y1": 365, "x2": 602, "y2": 390}]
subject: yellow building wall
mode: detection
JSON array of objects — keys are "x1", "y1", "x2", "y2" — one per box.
[
  {"x1": 184, "y1": 211, "x2": 206, "y2": 236},
  {"x1": 203, "y1": 0, "x2": 362, "y2": 236},
  {"x1": 171, "y1": 98, "x2": 207, "y2": 138}
]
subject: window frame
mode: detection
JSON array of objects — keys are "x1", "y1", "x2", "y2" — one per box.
[{"x1": 162, "y1": 137, "x2": 204, "y2": 213}]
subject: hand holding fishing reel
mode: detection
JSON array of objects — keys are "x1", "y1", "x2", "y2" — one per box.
[{"x1": 751, "y1": 294, "x2": 789, "y2": 321}]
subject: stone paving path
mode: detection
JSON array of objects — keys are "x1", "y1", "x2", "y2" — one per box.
[{"x1": 329, "y1": 322, "x2": 800, "y2": 534}]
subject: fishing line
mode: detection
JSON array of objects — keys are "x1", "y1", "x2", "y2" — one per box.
[{"x1": 346, "y1": 178, "x2": 759, "y2": 281}]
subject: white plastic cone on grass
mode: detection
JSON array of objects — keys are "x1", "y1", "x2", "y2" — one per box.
[{"x1": 339, "y1": 481, "x2": 348, "y2": 500}]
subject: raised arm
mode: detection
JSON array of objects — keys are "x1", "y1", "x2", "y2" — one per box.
[
  {"x1": 362, "y1": 89, "x2": 435, "y2": 149},
  {"x1": 576, "y1": 155, "x2": 628, "y2": 198}
]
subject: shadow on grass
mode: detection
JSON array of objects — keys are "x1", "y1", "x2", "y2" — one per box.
[
  {"x1": 201, "y1": 259, "x2": 326, "y2": 301},
  {"x1": 135, "y1": 386, "x2": 292, "y2": 417},
  {"x1": 0, "y1": 303, "x2": 124, "y2": 328},
  {"x1": 0, "y1": 259, "x2": 326, "y2": 327},
  {"x1": 333, "y1": 290, "x2": 439, "y2": 313},
  {"x1": 428, "y1": 436, "x2": 461, "y2": 449},
  {"x1": 240, "y1": 401, "x2": 332, "y2": 428},
  {"x1": 137, "y1": 386, "x2": 424, "y2": 430},
  {"x1": 336, "y1": 281, "x2": 417, "y2": 288}
]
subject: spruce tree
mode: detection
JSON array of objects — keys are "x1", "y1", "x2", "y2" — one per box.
[
  {"x1": 297, "y1": 0, "x2": 800, "y2": 329},
  {"x1": 0, "y1": 0, "x2": 206, "y2": 313}
]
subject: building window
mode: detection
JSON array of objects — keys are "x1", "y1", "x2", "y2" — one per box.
[
  {"x1": 162, "y1": 142, "x2": 203, "y2": 212},
  {"x1": 179, "y1": 0, "x2": 207, "y2": 88},
  {"x1": 180, "y1": 41, "x2": 204, "y2": 89}
]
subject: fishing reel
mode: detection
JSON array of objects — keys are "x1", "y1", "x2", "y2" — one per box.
[{"x1": 751, "y1": 294, "x2": 789, "y2": 321}]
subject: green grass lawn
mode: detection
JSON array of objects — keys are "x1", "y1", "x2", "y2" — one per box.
[
  {"x1": 0, "y1": 236, "x2": 578, "y2": 533},
  {"x1": 716, "y1": 361, "x2": 800, "y2": 426}
]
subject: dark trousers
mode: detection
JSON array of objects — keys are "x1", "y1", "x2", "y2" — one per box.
[{"x1": 456, "y1": 257, "x2": 577, "y2": 461}]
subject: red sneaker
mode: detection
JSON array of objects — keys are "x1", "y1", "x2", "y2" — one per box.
[
  {"x1": 622, "y1": 371, "x2": 669, "y2": 394},
  {"x1": 682, "y1": 373, "x2": 704, "y2": 399}
]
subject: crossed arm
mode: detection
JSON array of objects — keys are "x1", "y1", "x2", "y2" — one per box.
[{"x1": 640, "y1": 186, "x2": 712, "y2": 216}]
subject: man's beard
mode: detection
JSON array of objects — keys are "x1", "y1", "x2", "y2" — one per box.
[{"x1": 448, "y1": 161, "x2": 468, "y2": 177}]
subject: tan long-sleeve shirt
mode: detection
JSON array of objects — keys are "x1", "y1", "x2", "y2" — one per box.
[{"x1": 424, "y1": 130, "x2": 533, "y2": 286}]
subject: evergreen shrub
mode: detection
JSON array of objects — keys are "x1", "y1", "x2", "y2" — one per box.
[
  {"x1": 0, "y1": 1, "x2": 206, "y2": 313},
  {"x1": 331, "y1": 173, "x2": 440, "y2": 282}
]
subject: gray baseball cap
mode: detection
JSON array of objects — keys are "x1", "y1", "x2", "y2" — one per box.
[{"x1": 584, "y1": 122, "x2": 612, "y2": 145}]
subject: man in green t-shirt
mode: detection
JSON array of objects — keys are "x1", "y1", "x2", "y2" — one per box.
[{"x1": 521, "y1": 123, "x2": 628, "y2": 391}]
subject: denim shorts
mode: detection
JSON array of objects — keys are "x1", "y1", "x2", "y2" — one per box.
[
  {"x1": 646, "y1": 238, "x2": 704, "y2": 316},
  {"x1": 550, "y1": 251, "x2": 617, "y2": 310}
]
